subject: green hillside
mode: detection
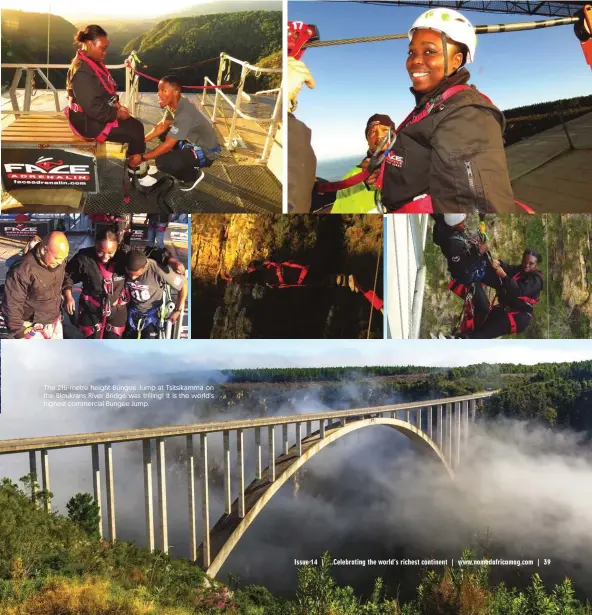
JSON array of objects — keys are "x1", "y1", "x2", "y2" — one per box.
[{"x1": 122, "y1": 11, "x2": 281, "y2": 92}]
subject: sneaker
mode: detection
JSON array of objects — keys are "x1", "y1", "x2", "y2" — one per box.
[
  {"x1": 137, "y1": 174, "x2": 158, "y2": 188},
  {"x1": 179, "y1": 169, "x2": 205, "y2": 191},
  {"x1": 146, "y1": 165, "x2": 158, "y2": 176}
]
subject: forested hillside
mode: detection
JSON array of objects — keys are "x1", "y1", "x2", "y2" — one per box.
[{"x1": 422, "y1": 214, "x2": 592, "y2": 339}]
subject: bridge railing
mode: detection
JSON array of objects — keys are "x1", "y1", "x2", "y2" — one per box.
[{"x1": 0, "y1": 392, "x2": 495, "y2": 571}]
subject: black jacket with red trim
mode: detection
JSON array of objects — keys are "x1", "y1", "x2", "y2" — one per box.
[
  {"x1": 498, "y1": 261, "x2": 543, "y2": 313},
  {"x1": 381, "y1": 68, "x2": 515, "y2": 214}
]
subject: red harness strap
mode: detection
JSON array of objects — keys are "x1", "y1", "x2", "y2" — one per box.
[
  {"x1": 65, "y1": 50, "x2": 119, "y2": 142},
  {"x1": 263, "y1": 261, "x2": 309, "y2": 287}
]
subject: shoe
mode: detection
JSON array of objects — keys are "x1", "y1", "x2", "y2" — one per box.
[
  {"x1": 137, "y1": 174, "x2": 158, "y2": 187},
  {"x1": 128, "y1": 161, "x2": 159, "y2": 188},
  {"x1": 179, "y1": 169, "x2": 205, "y2": 191},
  {"x1": 146, "y1": 165, "x2": 158, "y2": 176}
]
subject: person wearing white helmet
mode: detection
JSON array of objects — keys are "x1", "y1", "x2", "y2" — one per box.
[{"x1": 378, "y1": 8, "x2": 517, "y2": 213}]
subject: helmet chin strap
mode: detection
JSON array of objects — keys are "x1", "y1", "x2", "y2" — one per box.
[{"x1": 442, "y1": 31, "x2": 449, "y2": 76}]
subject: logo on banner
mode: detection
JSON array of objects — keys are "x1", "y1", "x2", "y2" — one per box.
[
  {"x1": 1, "y1": 151, "x2": 97, "y2": 191},
  {"x1": 3, "y1": 225, "x2": 39, "y2": 238}
]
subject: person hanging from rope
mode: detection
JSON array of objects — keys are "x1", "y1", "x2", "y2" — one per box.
[
  {"x1": 467, "y1": 248, "x2": 543, "y2": 339},
  {"x1": 377, "y1": 8, "x2": 516, "y2": 213},
  {"x1": 2, "y1": 232, "x2": 70, "y2": 339},
  {"x1": 329, "y1": 114, "x2": 396, "y2": 214},
  {"x1": 433, "y1": 213, "x2": 492, "y2": 333},
  {"x1": 124, "y1": 250, "x2": 188, "y2": 339},
  {"x1": 128, "y1": 75, "x2": 222, "y2": 192},
  {"x1": 65, "y1": 25, "x2": 157, "y2": 188},
  {"x1": 63, "y1": 231, "x2": 185, "y2": 340},
  {"x1": 223, "y1": 260, "x2": 384, "y2": 312}
]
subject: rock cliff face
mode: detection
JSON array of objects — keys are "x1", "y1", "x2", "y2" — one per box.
[
  {"x1": 191, "y1": 215, "x2": 384, "y2": 339},
  {"x1": 421, "y1": 214, "x2": 592, "y2": 339}
]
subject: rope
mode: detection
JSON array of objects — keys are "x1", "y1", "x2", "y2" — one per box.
[
  {"x1": 304, "y1": 15, "x2": 578, "y2": 49},
  {"x1": 124, "y1": 61, "x2": 233, "y2": 90},
  {"x1": 367, "y1": 241, "x2": 382, "y2": 339}
]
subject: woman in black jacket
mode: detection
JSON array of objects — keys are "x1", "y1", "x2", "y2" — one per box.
[
  {"x1": 65, "y1": 24, "x2": 156, "y2": 187},
  {"x1": 378, "y1": 8, "x2": 517, "y2": 213}
]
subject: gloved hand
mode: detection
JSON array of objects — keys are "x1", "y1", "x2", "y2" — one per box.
[{"x1": 288, "y1": 57, "x2": 315, "y2": 112}]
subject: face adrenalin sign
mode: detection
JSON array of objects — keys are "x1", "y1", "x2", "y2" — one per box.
[{"x1": 1, "y1": 149, "x2": 97, "y2": 191}]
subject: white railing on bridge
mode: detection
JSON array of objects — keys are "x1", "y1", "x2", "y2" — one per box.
[{"x1": 201, "y1": 52, "x2": 282, "y2": 164}]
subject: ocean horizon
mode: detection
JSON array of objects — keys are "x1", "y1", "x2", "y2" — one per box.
[{"x1": 317, "y1": 155, "x2": 365, "y2": 182}]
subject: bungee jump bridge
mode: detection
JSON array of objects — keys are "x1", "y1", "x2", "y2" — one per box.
[{"x1": 0, "y1": 391, "x2": 494, "y2": 578}]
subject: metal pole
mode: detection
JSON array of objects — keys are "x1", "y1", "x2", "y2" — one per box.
[
  {"x1": 186, "y1": 435, "x2": 196, "y2": 562},
  {"x1": 296, "y1": 422, "x2": 303, "y2": 456},
  {"x1": 156, "y1": 437, "x2": 168, "y2": 553},
  {"x1": 9, "y1": 68, "x2": 22, "y2": 112},
  {"x1": 212, "y1": 53, "x2": 226, "y2": 120},
  {"x1": 23, "y1": 69, "x2": 33, "y2": 112},
  {"x1": 142, "y1": 439, "x2": 155, "y2": 551},
  {"x1": 91, "y1": 444, "x2": 102, "y2": 538},
  {"x1": 227, "y1": 64, "x2": 247, "y2": 150},
  {"x1": 237, "y1": 429, "x2": 245, "y2": 518},
  {"x1": 255, "y1": 427, "x2": 262, "y2": 480},
  {"x1": 223, "y1": 431, "x2": 231, "y2": 514},
  {"x1": 268, "y1": 426, "x2": 275, "y2": 482},
  {"x1": 200, "y1": 433, "x2": 210, "y2": 568},
  {"x1": 260, "y1": 87, "x2": 282, "y2": 163},
  {"x1": 104, "y1": 443, "x2": 116, "y2": 542}
]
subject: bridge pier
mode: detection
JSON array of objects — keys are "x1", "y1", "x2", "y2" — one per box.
[
  {"x1": 156, "y1": 437, "x2": 168, "y2": 553},
  {"x1": 28, "y1": 451, "x2": 37, "y2": 504},
  {"x1": 142, "y1": 439, "x2": 155, "y2": 551},
  {"x1": 255, "y1": 428, "x2": 262, "y2": 480},
  {"x1": 320, "y1": 419, "x2": 326, "y2": 439},
  {"x1": 237, "y1": 429, "x2": 245, "y2": 518},
  {"x1": 405, "y1": 409, "x2": 410, "y2": 423},
  {"x1": 282, "y1": 424, "x2": 289, "y2": 455},
  {"x1": 446, "y1": 404, "x2": 452, "y2": 467},
  {"x1": 41, "y1": 449, "x2": 51, "y2": 513},
  {"x1": 307, "y1": 421, "x2": 312, "y2": 438},
  {"x1": 105, "y1": 442, "x2": 116, "y2": 542},
  {"x1": 91, "y1": 444, "x2": 102, "y2": 538},
  {"x1": 268, "y1": 426, "x2": 276, "y2": 482},
  {"x1": 455, "y1": 402, "x2": 461, "y2": 468},
  {"x1": 471, "y1": 398, "x2": 477, "y2": 423},
  {"x1": 417, "y1": 408, "x2": 422, "y2": 431},
  {"x1": 200, "y1": 433, "x2": 210, "y2": 568},
  {"x1": 437, "y1": 404, "x2": 443, "y2": 450},
  {"x1": 186, "y1": 435, "x2": 197, "y2": 562},
  {"x1": 223, "y1": 431, "x2": 231, "y2": 514},
  {"x1": 296, "y1": 422, "x2": 303, "y2": 456},
  {"x1": 428, "y1": 406, "x2": 433, "y2": 439},
  {"x1": 463, "y1": 401, "x2": 469, "y2": 449}
]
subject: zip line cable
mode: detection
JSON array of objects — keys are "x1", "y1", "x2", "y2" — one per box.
[{"x1": 303, "y1": 15, "x2": 579, "y2": 49}]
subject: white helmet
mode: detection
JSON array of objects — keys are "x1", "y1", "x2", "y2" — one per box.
[
  {"x1": 409, "y1": 8, "x2": 477, "y2": 64},
  {"x1": 444, "y1": 213, "x2": 467, "y2": 227}
]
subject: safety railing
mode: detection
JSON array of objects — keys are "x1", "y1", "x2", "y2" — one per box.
[
  {"x1": 201, "y1": 53, "x2": 282, "y2": 163},
  {"x1": 1, "y1": 59, "x2": 133, "y2": 116}
]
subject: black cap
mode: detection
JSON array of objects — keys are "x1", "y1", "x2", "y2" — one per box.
[{"x1": 365, "y1": 113, "x2": 395, "y2": 137}]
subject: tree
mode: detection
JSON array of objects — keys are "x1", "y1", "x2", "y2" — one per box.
[{"x1": 66, "y1": 493, "x2": 100, "y2": 540}]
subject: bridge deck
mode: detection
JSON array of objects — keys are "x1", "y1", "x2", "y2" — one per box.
[{"x1": 1, "y1": 89, "x2": 282, "y2": 214}]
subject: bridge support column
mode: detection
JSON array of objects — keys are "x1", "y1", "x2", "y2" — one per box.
[
  {"x1": 437, "y1": 405, "x2": 443, "y2": 450},
  {"x1": 296, "y1": 422, "x2": 303, "y2": 456},
  {"x1": 186, "y1": 435, "x2": 196, "y2": 562},
  {"x1": 405, "y1": 409, "x2": 410, "y2": 423},
  {"x1": 156, "y1": 437, "x2": 168, "y2": 553},
  {"x1": 268, "y1": 426, "x2": 276, "y2": 482},
  {"x1": 307, "y1": 421, "x2": 312, "y2": 438},
  {"x1": 447, "y1": 404, "x2": 452, "y2": 467},
  {"x1": 41, "y1": 449, "x2": 51, "y2": 513},
  {"x1": 104, "y1": 443, "x2": 116, "y2": 542},
  {"x1": 200, "y1": 433, "x2": 210, "y2": 568},
  {"x1": 283, "y1": 424, "x2": 289, "y2": 455},
  {"x1": 342, "y1": 416, "x2": 348, "y2": 426},
  {"x1": 455, "y1": 402, "x2": 461, "y2": 468},
  {"x1": 28, "y1": 451, "x2": 37, "y2": 504},
  {"x1": 428, "y1": 406, "x2": 433, "y2": 439},
  {"x1": 223, "y1": 431, "x2": 231, "y2": 514},
  {"x1": 237, "y1": 429, "x2": 245, "y2": 518},
  {"x1": 142, "y1": 439, "x2": 155, "y2": 551},
  {"x1": 320, "y1": 419, "x2": 326, "y2": 439},
  {"x1": 417, "y1": 408, "x2": 422, "y2": 431},
  {"x1": 91, "y1": 444, "x2": 102, "y2": 538},
  {"x1": 255, "y1": 428, "x2": 262, "y2": 480},
  {"x1": 390, "y1": 411, "x2": 395, "y2": 419},
  {"x1": 463, "y1": 401, "x2": 469, "y2": 449},
  {"x1": 471, "y1": 399, "x2": 477, "y2": 423}
]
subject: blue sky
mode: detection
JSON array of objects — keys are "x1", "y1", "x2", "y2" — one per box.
[{"x1": 289, "y1": 1, "x2": 592, "y2": 160}]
